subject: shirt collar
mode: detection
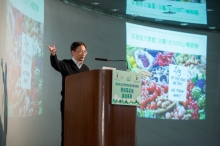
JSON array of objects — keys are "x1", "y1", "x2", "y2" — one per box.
[{"x1": 72, "y1": 57, "x2": 83, "y2": 69}]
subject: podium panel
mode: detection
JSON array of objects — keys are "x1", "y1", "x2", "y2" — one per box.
[{"x1": 64, "y1": 69, "x2": 136, "y2": 146}]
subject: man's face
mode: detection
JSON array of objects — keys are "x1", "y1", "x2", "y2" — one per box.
[{"x1": 71, "y1": 45, "x2": 87, "y2": 63}]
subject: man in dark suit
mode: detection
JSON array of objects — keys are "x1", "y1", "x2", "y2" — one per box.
[{"x1": 48, "y1": 42, "x2": 89, "y2": 146}]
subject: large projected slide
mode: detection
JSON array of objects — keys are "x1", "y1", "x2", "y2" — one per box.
[
  {"x1": 126, "y1": 22, "x2": 207, "y2": 120},
  {"x1": 3, "y1": 0, "x2": 44, "y2": 117},
  {"x1": 126, "y1": 0, "x2": 207, "y2": 24}
]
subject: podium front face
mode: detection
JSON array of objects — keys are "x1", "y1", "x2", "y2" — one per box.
[{"x1": 64, "y1": 69, "x2": 136, "y2": 146}]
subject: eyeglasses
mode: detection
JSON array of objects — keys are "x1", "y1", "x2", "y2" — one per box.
[{"x1": 75, "y1": 50, "x2": 88, "y2": 54}]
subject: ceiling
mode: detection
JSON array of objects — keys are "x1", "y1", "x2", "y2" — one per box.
[{"x1": 62, "y1": 0, "x2": 220, "y2": 32}]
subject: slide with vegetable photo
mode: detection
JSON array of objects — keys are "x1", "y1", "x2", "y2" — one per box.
[
  {"x1": 4, "y1": 0, "x2": 44, "y2": 117},
  {"x1": 126, "y1": 22, "x2": 206, "y2": 120}
]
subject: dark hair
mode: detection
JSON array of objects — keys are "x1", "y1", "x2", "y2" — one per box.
[{"x1": 70, "y1": 42, "x2": 86, "y2": 51}]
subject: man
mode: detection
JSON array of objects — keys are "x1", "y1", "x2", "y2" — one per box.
[{"x1": 47, "y1": 42, "x2": 89, "y2": 146}]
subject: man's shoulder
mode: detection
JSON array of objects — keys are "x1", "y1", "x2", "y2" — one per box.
[{"x1": 62, "y1": 59, "x2": 72, "y2": 63}]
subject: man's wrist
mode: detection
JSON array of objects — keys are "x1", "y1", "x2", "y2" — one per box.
[{"x1": 51, "y1": 53, "x2": 56, "y2": 56}]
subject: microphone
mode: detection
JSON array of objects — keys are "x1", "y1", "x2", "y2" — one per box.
[
  {"x1": 95, "y1": 58, "x2": 128, "y2": 70},
  {"x1": 95, "y1": 58, "x2": 109, "y2": 61}
]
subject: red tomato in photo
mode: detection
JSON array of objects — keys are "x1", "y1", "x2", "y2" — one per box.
[
  {"x1": 163, "y1": 85, "x2": 168, "y2": 93},
  {"x1": 155, "y1": 86, "x2": 161, "y2": 96}
]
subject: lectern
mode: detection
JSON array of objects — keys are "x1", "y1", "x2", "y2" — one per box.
[{"x1": 64, "y1": 69, "x2": 136, "y2": 146}]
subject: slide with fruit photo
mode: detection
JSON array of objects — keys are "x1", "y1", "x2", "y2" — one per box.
[
  {"x1": 126, "y1": 22, "x2": 206, "y2": 120},
  {"x1": 4, "y1": 0, "x2": 44, "y2": 117}
]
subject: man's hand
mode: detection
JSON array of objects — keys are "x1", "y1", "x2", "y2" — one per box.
[{"x1": 48, "y1": 42, "x2": 57, "y2": 56}]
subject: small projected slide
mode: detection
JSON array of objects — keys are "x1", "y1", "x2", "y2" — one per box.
[
  {"x1": 4, "y1": 0, "x2": 44, "y2": 117},
  {"x1": 126, "y1": 0, "x2": 207, "y2": 24},
  {"x1": 126, "y1": 22, "x2": 206, "y2": 120}
]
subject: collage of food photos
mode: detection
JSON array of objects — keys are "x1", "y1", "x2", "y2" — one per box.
[
  {"x1": 4, "y1": 1, "x2": 44, "y2": 117},
  {"x1": 127, "y1": 46, "x2": 206, "y2": 120}
]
